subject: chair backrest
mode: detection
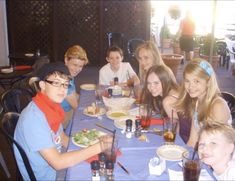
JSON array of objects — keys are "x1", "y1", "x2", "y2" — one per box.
[
  {"x1": 1, "y1": 87, "x2": 33, "y2": 113},
  {"x1": 127, "y1": 38, "x2": 145, "y2": 57},
  {"x1": 221, "y1": 92, "x2": 235, "y2": 113},
  {"x1": 107, "y1": 32, "x2": 124, "y2": 49},
  {"x1": 1, "y1": 112, "x2": 36, "y2": 180},
  {"x1": 28, "y1": 77, "x2": 40, "y2": 95}
]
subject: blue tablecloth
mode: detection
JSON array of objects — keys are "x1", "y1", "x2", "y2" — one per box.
[{"x1": 65, "y1": 90, "x2": 215, "y2": 180}]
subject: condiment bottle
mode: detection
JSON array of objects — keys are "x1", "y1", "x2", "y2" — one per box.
[
  {"x1": 134, "y1": 119, "x2": 142, "y2": 138},
  {"x1": 98, "y1": 152, "x2": 106, "y2": 176},
  {"x1": 91, "y1": 160, "x2": 100, "y2": 181},
  {"x1": 125, "y1": 119, "x2": 132, "y2": 139},
  {"x1": 114, "y1": 77, "x2": 118, "y2": 85},
  {"x1": 105, "y1": 160, "x2": 114, "y2": 181}
]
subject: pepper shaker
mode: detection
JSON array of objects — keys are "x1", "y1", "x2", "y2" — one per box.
[
  {"x1": 105, "y1": 160, "x2": 114, "y2": 181},
  {"x1": 134, "y1": 119, "x2": 142, "y2": 138},
  {"x1": 98, "y1": 152, "x2": 106, "y2": 176},
  {"x1": 91, "y1": 160, "x2": 100, "y2": 181}
]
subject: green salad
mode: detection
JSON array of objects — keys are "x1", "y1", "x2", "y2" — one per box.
[{"x1": 73, "y1": 129, "x2": 103, "y2": 146}]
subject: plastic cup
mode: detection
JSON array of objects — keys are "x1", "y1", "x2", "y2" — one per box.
[
  {"x1": 182, "y1": 150, "x2": 201, "y2": 181},
  {"x1": 139, "y1": 104, "x2": 152, "y2": 130}
]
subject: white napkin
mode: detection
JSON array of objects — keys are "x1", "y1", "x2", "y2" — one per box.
[
  {"x1": 103, "y1": 97, "x2": 135, "y2": 111},
  {"x1": 168, "y1": 169, "x2": 214, "y2": 181}
]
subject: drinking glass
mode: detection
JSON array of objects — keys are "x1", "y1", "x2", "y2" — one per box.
[
  {"x1": 99, "y1": 135, "x2": 118, "y2": 163},
  {"x1": 95, "y1": 84, "x2": 104, "y2": 104},
  {"x1": 163, "y1": 117, "x2": 178, "y2": 143},
  {"x1": 139, "y1": 104, "x2": 152, "y2": 130},
  {"x1": 133, "y1": 84, "x2": 143, "y2": 105},
  {"x1": 182, "y1": 150, "x2": 201, "y2": 181}
]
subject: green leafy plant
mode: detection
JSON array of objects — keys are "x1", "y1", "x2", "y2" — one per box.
[
  {"x1": 201, "y1": 34, "x2": 218, "y2": 56},
  {"x1": 160, "y1": 24, "x2": 171, "y2": 39}
]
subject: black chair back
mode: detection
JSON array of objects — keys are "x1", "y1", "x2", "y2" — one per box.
[
  {"x1": 221, "y1": 92, "x2": 235, "y2": 113},
  {"x1": 107, "y1": 32, "x2": 124, "y2": 49},
  {"x1": 221, "y1": 92, "x2": 235, "y2": 128},
  {"x1": 1, "y1": 112, "x2": 36, "y2": 180},
  {"x1": 127, "y1": 38, "x2": 145, "y2": 58},
  {"x1": 1, "y1": 87, "x2": 33, "y2": 113}
]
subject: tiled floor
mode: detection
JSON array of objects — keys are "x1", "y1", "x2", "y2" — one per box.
[{"x1": 0, "y1": 60, "x2": 234, "y2": 180}]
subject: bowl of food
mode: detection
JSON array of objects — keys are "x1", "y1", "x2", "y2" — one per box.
[
  {"x1": 103, "y1": 97, "x2": 135, "y2": 111},
  {"x1": 106, "y1": 110, "x2": 129, "y2": 120}
]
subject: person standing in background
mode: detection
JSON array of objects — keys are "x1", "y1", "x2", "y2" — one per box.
[{"x1": 178, "y1": 11, "x2": 195, "y2": 61}]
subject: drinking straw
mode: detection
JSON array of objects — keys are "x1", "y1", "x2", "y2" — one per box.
[
  {"x1": 192, "y1": 141, "x2": 199, "y2": 160},
  {"x1": 171, "y1": 109, "x2": 174, "y2": 125},
  {"x1": 111, "y1": 129, "x2": 116, "y2": 158}
]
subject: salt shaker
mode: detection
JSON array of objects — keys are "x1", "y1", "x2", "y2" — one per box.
[
  {"x1": 98, "y1": 152, "x2": 106, "y2": 176},
  {"x1": 105, "y1": 160, "x2": 114, "y2": 181},
  {"x1": 91, "y1": 160, "x2": 100, "y2": 181},
  {"x1": 134, "y1": 119, "x2": 142, "y2": 138},
  {"x1": 125, "y1": 119, "x2": 132, "y2": 139}
]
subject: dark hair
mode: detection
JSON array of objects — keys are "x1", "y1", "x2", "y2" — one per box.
[
  {"x1": 141, "y1": 65, "x2": 178, "y2": 116},
  {"x1": 106, "y1": 45, "x2": 123, "y2": 57}
]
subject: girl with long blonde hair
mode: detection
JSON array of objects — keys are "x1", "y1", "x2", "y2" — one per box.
[
  {"x1": 135, "y1": 41, "x2": 166, "y2": 83},
  {"x1": 175, "y1": 58, "x2": 231, "y2": 147}
]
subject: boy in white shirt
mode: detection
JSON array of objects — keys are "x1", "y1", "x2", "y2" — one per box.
[
  {"x1": 99, "y1": 46, "x2": 140, "y2": 86},
  {"x1": 198, "y1": 121, "x2": 235, "y2": 180}
]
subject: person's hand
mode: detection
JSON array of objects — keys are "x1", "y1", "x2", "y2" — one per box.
[{"x1": 99, "y1": 135, "x2": 113, "y2": 152}]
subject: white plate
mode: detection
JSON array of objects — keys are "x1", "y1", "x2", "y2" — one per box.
[
  {"x1": 156, "y1": 145, "x2": 188, "y2": 161},
  {"x1": 83, "y1": 107, "x2": 106, "y2": 117},
  {"x1": 114, "y1": 115, "x2": 136, "y2": 129},
  {"x1": 80, "y1": 84, "x2": 96, "y2": 90},
  {"x1": 106, "y1": 110, "x2": 129, "y2": 120},
  {"x1": 25, "y1": 53, "x2": 34, "y2": 57},
  {"x1": 72, "y1": 129, "x2": 107, "y2": 148},
  {"x1": 1, "y1": 68, "x2": 13, "y2": 74}
]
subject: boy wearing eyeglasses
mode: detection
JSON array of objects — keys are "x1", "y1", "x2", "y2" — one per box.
[
  {"x1": 62, "y1": 45, "x2": 89, "y2": 128},
  {"x1": 14, "y1": 62, "x2": 112, "y2": 180}
]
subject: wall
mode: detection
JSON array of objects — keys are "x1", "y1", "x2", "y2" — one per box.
[{"x1": 0, "y1": 0, "x2": 9, "y2": 66}]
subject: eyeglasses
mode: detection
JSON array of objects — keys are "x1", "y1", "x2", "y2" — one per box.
[{"x1": 45, "y1": 80, "x2": 70, "y2": 89}]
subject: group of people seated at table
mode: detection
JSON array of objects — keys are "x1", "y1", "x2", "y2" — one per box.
[{"x1": 13, "y1": 41, "x2": 235, "y2": 180}]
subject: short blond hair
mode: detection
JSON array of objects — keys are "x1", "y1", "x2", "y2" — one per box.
[
  {"x1": 199, "y1": 121, "x2": 235, "y2": 145},
  {"x1": 64, "y1": 45, "x2": 89, "y2": 65}
]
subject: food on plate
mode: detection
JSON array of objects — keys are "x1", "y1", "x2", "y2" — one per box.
[
  {"x1": 73, "y1": 129, "x2": 104, "y2": 147},
  {"x1": 86, "y1": 102, "x2": 100, "y2": 115}
]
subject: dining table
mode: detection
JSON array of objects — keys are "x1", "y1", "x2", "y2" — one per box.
[{"x1": 64, "y1": 86, "x2": 215, "y2": 180}]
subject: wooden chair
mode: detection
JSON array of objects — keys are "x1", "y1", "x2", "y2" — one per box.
[{"x1": 1, "y1": 112, "x2": 36, "y2": 180}]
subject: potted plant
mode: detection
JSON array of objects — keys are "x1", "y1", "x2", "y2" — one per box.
[
  {"x1": 200, "y1": 33, "x2": 220, "y2": 70},
  {"x1": 193, "y1": 35, "x2": 201, "y2": 58},
  {"x1": 160, "y1": 24, "x2": 172, "y2": 48}
]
